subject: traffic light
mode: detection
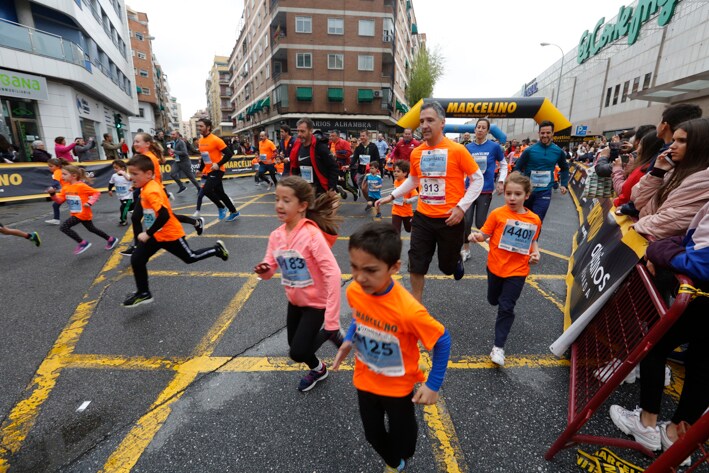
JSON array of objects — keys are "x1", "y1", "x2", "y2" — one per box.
[{"x1": 114, "y1": 113, "x2": 124, "y2": 139}]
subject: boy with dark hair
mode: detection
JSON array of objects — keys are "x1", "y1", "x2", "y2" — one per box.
[
  {"x1": 333, "y1": 222, "x2": 451, "y2": 473},
  {"x1": 123, "y1": 154, "x2": 229, "y2": 308},
  {"x1": 365, "y1": 161, "x2": 383, "y2": 218}
]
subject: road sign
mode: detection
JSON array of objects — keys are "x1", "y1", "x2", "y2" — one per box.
[{"x1": 574, "y1": 125, "x2": 588, "y2": 136}]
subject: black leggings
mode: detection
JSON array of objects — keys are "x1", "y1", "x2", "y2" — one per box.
[
  {"x1": 357, "y1": 389, "x2": 418, "y2": 468},
  {"x1": 391, "y1": 215, "x2": 412, "y2": 234},
  {"x1": 202, "y1": 172, "x2": 236, "y2": 212},
  {"x1": 286, "y1": 303, "x2": 326, "y2": 370},
  {"x1": 464, "y1": 192, "x2": 493, "y2": 242},
  {"x1": 60, "y1": 216, "x2": 111, "y2": 243},
  {"x1": 258, "y1": 163, "x2": 278, "y2": 185},
  {"x1": 131, "y1": 236, "x2": 218, "y2": 293}
]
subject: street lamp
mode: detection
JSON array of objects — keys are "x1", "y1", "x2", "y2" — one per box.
[{"x1": 541, "y1": 42, "x2": 564, "y2": 106}]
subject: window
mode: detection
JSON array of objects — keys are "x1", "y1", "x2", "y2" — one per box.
[
  {"x1": 358, "y1": 55, "x2": 374, "y2": 71},
  {"x1": 605, "y1": 87, "x2": 612, "y2": 108},
  {"x1": 141, "y1": 87, "x2": 150, "y2": 96},
  {"x1": 135, "y1": 31, "x2": 144, "y2": 41},
  {"x1": 358, "y1": 19, "x2": 375, "y2": 36},
  {"x1": 328, "y1": 18, "x2": 344, "y2": 35},
  {"x1": 612, "y1": 84, "x2": 620, "y2": 105},
  {"x1": 137, "y1": 51, "x2": 146, "y2": 60},
  {"x1": 296, "y1": 53, "x2": 312, "y2": 68},
  {"x1": 266, "y1": 64, "x2": 270, "y2": 79},
  {"x1": 328, "y1": 54, "x2": 344, "y2": 70},
  {"x1": 295, "y1": 16, "x2": 312, "y2": 33},
  {"x1": 621, "y1": 80, "x2": 630, "y2": 103},
  {"x1": 632, "y1": 76, "x2": 640, "y2": 94},
  {"x1": 139, "y1": 69, "x2": 149, "y2": 77},
  {"x1": 643, "y1": 72, "x2": 652, "y2": 90},
  {"x1": 383, "y1": 18, "x2": 394, "y2": 41},
  {"x1": 138, "y1": 107, "x2": 145, "y2": 118}
]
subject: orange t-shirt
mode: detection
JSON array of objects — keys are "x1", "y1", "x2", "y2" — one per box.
[
  {"x1": 275, "y1": 161, "x2": 284, "y2": 174},
  {"x1": 258, "y1": 139, "x2": 277, "y2": 165},
  {"x1": 409, "y1": 137, "x2": 479, "y2": 218},
  {"x1": 140, "y1": 179, "x2": 184, "y2": 242},
  {"x1": 391, "y1": 177, "x2": 418, "y2": 218},
  {"x1": 58, "y1": 182, "x2": 98, "y2": 221},
  {"x1": 52, "y1": 169, "x2": 67, "y2": 189},
  {"x1": 143, "y1": 150, "x2": 162, "y2": 184},
  {"x1": 480, "y1": 205, "x2": 542, "y2": 278},
  {"x1": 347, "y1": 280, "x2": 445, "y2": 397},
  {"x1": 199, "y1": 133, "x2": 227, "y2": 174}
]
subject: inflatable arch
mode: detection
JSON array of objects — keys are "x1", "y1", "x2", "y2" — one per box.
[{"x1": 398, "y1": 98, "x2": 572, "y2": 145}]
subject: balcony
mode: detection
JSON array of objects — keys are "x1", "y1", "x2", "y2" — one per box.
[{"x1": 0, "y1": 18, "x2": 91, "y2": 71}]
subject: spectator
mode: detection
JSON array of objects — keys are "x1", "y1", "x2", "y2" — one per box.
[
  {"x1": 73, "y1": 137, "x2": 96, "y2": 162},
  {"x1": 54, "y1": 137, "x2": 76, "y2": 162},
  {"x1": 102, "y1": 134, "x2": 122, "y2": 160},
  {"x1": 31, "y1": 140, "x2": 52, "y2": 162},
  {"x1": 613, "y1": 131, "x2": 663, "y2": 207},
  {"x1": 632, "y1": 118, "x2": 709, "y2": 239},
  {"x1": 390, "y1": 128, "x2": 420, "y2": 163},
  {"x1": 649, "y1": 103, "x2": 703, "y2": 170}
]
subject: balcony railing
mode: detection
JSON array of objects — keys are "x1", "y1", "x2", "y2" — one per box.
[{"x1": 0, "y1": 18, "x2": 91, "y2": 71}]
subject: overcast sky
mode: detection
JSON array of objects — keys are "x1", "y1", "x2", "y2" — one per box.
[{"x1": 126, "y1": 0, "x2": 627, "y2": 120}]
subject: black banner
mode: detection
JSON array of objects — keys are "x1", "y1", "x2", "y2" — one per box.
[{"x1": 0, "y1": 156, "x2": 255, "y2": 202}]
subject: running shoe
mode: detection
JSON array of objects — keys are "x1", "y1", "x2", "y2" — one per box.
[
  {"x1": 460, "y1": 248, "x2": 471, "y2": 262},
  {"x1": 120, "y1": 245, "x2": 136, "y2": 257},
  {"x1": 298, "y1": 363, "x2": 328, "y2": 392},
  {"x1": 119, "y1": 220, "x2": 128, "y2": 226},
  {"x1": 105, "y1": 236, "x2": 118, "y2": 250},
  {"x1": 45, "y1": 219, "x2": 60, "y2": 225},
  {"x1": 177, "y1": 187, "x2": 187, "y2": 194},
  {"x1": 122, "y1": 291, "x2": 153, "y2": 308},
  {"x1": 609, "y1": 405, "x2": 661, "y2": 451},
  {"x1": 353, "y1": 191, "x2": 358, "y2": 202},
  {"x1": 453, "y1": 258, "x2": 465, "y2": 280},
  {"x1": 74, "y1": 241, "x2": 92, "y2": 255},
  {"x1": 375, "y1": 212, "x2": 382, "y2": 219},
  {"x1": 215, "y1": 240, "x2": 229, "y2": 261},
  {"x1": 225, "y1": 211, "x2": 240, "y2": 222},
  {"x1": 192, "y1": 210, "x2": 201, "y2": 218},
  {"x1": 168, "y1": 192, "x2": 175, "y2": 200},
  {"x1": 28, "y1": 232, "x2": 41, "y2": 247},
  {"x1": 218, "y1": 207, "x2": 227, "y2": 220},
  {"x1": 490, "y1": 346, "x2": 505, "y2": 366},
  {"x1": 267, "y1": 182, "x2": 273, "y2": 191},
  {"x1": 659, "y1": 422, "x2": 691, "y2": 467},
  {"x1": 383, "y1": 459, "x2": 406, "y2": 473},
  {"x1": 194, "y1": 217, "x2": 205, "y2": 236}
]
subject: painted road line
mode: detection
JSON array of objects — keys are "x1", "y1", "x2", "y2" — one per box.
[
  {"x1": 63, "y1": 354, "x2": 186, "y2": 371},
  {"x1": 539, "y1": 248, "x2": 571, "y2": 261},
  {"x1": 100, "y1": 275, "x2": 260, "y2": 473},
  {"x1": 525, "y1": 278, "x2": 564, "y2": 313},
  {"x1": 448, "y1": 354, "x2": 569, "y2": 369},
  {"x1": 171, "y1": 191, "x2": 270, "y2": 212}
]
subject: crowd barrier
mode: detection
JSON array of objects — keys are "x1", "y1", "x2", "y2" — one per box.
[{"x1": 0, "y1": 156, "x2": 256, "y2": 203}]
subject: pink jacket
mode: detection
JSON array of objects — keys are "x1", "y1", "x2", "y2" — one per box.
[
  {"x1": 54, "y1": 142, "x2": 77, "y2": 161},
  {"x1": 631, "y1": 167, "x2": 709, "y2": 239},
  {"x1": 260, "y1": 218, "x2": 341, "y2": 330}
]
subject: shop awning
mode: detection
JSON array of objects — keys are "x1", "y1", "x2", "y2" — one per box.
[
  {"x1": 396, "y1": 100, "x2": 409, "y2": 113},
  {"x1": 296, "y1": 87, "x2": 313, "y2": 101},
  {"x1": 630, "y1": 71, "x2": 709, "y2": 104},
  {"x1": 328, "y1": 88, "x2": 344, "y2": 102},
  {"x1": 238, "y1": 113, "x2": 244, "y2": 120},
  {"x1": 411, "y1": 23, "x2": 418, "y2": 34},
  {"x1": 259, "y1": 96, "x2": 271, "y2": 108},
  {"x1": 358, "y1": 89, "x2": 374, "y2": 103}
]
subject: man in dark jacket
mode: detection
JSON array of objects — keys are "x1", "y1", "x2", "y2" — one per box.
[
  {"x1": 73, "y1": 137, "x2": 96, "y2": 162},
  {"x1": 290, "y1": 118, "x2": 338, "y2": 195},
  {"x1": 169, "y1": 130, "x2": 200, "y2": 193}
]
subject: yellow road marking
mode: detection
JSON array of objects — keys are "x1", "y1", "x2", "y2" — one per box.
[
  {"x1": 424, "y1": 401, "x2": 467, "y2": 473},
  {"x1": 206, "y1": 233, "x2": 415, "y2": 241},
  {"x1": 100, "y1": 275, "x2": 260, "y2": 473},
  {"x1": 526, "y1": 278, "x2": 564, "y2": 313},
  {"x1": 64, "y1": 354, "x2": 186, "y2": 371},
  {"x1": 539, "y1": 248, "x2": 570, "y2": 261}
]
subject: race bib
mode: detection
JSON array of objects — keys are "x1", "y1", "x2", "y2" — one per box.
[
  {"x1": 499, "y1": 219, "x2": 537, "y2": 254},
  {"x1": 300, "y1": 166, "x2": 314, "y2": 183},
  {"x1": 200, "y1": 151, "x2": 211, "y2": 164},
  {"x1": 275, "y1": 249, "x2": 313, "y2": 287},
  {"x1": 143, "y1": 208, "x2": 156, "y2": 229},
  {"x1": 353, "y1": 324, "x2": 405, "y2": 376},
  {"x1": 66, "y1": 195, "x2": 82, "y2": 214},
  {"x1": 419, "y1": 178, "x2": 446, "y2": 205},
  {"x1": 393, "y1": 196, "x2": 404, "y2": 206},
  {"x1": 259, "y1": 154, "x2": 267, "y2": 162},
  {"x1": 530, "y1": 170, "x2": 551, "y2": 188},
  {"x1": 116, "y1": 185, "x2": 128, "y2": 194},
  {"x1": 359, "y1": 154, "x2": 371, "y2": 166},
  {"x1": 420, "y1": 148, "x2": 448, "y2": 177},
  {"x1": 474, "y1": 154, "x2": 488, "y2": 173}
]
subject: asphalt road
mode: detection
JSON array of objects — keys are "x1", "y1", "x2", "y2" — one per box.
[{"x1": 0, "y1": 175, "x2": 692, "y2": 472}]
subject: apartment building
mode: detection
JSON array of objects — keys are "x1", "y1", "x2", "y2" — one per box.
[
  {"x1": 206, "y1": 55, "x2": 234, "y2": 137},
  {"x1": 229, "y1": 0, "x2": 423, "y2": 141},
  {"x1": 0, "y1": 0, "x2": 137, "y2": 160}
]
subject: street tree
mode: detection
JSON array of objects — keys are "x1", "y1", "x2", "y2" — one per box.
[{"x1": 406, "y1": 45, "x2": 445, "y2": 105}]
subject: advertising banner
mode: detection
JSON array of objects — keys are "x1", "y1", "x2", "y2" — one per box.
[{"x1": 0, "y1": 156, "x2": 255, "y2": 202}]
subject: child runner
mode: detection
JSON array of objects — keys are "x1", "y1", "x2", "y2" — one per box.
[
  {"x1": 469, "y1": 172, "x2": 541, "y2": 366},
  {"x1": 254, "y1": 176, "x2": 343, "y2": 392},
  {"x1": 45, "y1": 158, "x2": 69, "y2": 225},
  {"x1": 107, "y1": 159, "x2": 134, "y2": 226},
  {"x1": 123, "y1": 154, "x2": 229, "y2": 308},
  {"x1": 0, "y1": 222, "x2": 40, "y2": 246},
  {"x1": 384, "y1": 154, "x2": 395, "y2": 182},
  {"x1": 390, "y1": 161, "x2": 418, "y2": 235},
  {"x1": 47, "y1": 165, "x2": 118, "y2": 255},
  {"x1": 365, "y1": 161, "x2": 383, "y2": 218},
  {"x1": 333, "y1": 222, "x2": 451, "y2": 473}
]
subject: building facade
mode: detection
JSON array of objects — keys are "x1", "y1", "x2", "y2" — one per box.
[
  {"x1": 1, "y1": 0, "x2": 137, "y2": 160},
  {"x1": 496, "y1": 0, "x2": 709, "y2": 141},
  {"x1": 126, "y1": 6, "x2": 157, "y2": 138},
  {"x1": 229, "y1": 0, "x2": 423, "y2": 142},
  {"x1": 206, "y1": 55, "x2": 234, "y2": 137}
]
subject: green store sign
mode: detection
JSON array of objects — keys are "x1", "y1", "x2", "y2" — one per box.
[{"x1": 577, "y1": 0, "x2": 679, "y2": 64}]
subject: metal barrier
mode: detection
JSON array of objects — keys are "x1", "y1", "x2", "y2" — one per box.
[
  {"x1": 644, "y1": 413, "x2": 709, "y2": 472},
  {"x1": 546, "y1": 263, "x2": 695, "y2": 460}
]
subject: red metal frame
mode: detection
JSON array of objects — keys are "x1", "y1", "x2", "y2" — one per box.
[
  {"x1": 546, "y1": 264, "x2": 694, "y2": 462},
  {"x1": 644, "y1": 413, "x2": 709, "y2": 473}
]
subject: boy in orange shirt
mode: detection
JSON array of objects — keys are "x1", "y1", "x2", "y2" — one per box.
[
  {"x1": 333, "y1": 223, "x2": 451, "y2": 473},
  {"x1": 123, "y1": 154, "x2": 229, "y2": 308},
  {"x1": 470, "y1": 172, "x2": 541, "y2": 366},
  {"x1": 390, "y1": 161, "x2": 418, "y2": 235}
]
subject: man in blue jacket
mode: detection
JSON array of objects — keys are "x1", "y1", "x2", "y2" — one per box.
[{"x1": 513, "y1": 120, "x2": 569, "y2": 222}]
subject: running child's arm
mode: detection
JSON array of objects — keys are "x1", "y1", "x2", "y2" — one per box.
[
  {"x1": 47, "y1": 188, "x2": 65, "y2": 204},
  {"x1": 84, "y1": 192, "x2": 100, "y2": 207},
  {"x1": 379, "y1": 175, "x2": 419, "y2": 207},
  {"x1": 404, "y1": 195, "x2": 418, "y2": 205},
  {"x1": 143, "y1": 206, "x2": 170, "y2": 239},
  {"x1": 108, "y1": 178, "x2": 115, "y2": 196},
  {"x1": 332, "y1": 319, "x2": 357, "y2": 370},
  {"x1": 529, "y1": 240, "x2": 540, "y2": 265},
  {"x1": 253, "y1": 235, "x2": 279, "y2": 280},
  {"x1": 413, "y1": 328, "x2": 451, "y2": 405},
  {"x1": 311, "y1": 232, "x2": 342, "y2": 331},
  {"x1": 469, "y1": 231, "x2": 490, "y2": 243}
]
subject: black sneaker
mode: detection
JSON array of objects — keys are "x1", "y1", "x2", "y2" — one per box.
[
  {"x1": 120, "y1": 245, "x2": 136, "y2": 257},
  {"x1": 215, "y1": 240, "x2": 229, "y2": 261},
  {"x1": 453, "y1": 258, "x2": 465, "y2": 281},
  {"x1": 122, "y1": 292, "x2": 153, "y2": 308},
  {"x1": 298, "y1": 363, "x2": 328, "y2": 392},
  {"x1": 177, "y1": 187, "x2": 187, "y2": 194},
  {"x1": 194, "y1": 217, "x2": 205, "y2": 236},
  {"x1": 28, "y1": 232, "x2": 41, "y2": 247}
]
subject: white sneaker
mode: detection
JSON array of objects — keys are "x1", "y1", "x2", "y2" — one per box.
[
  {"x1": 192, "y1": 210, "x2": 201, "y2": 218},
  {"x1": 665, "y1": 365, "x2": 672, "y2": 387},
  {"x1": 609, "y1": 405, "x2": 661, "y2": 451},
  {"x1": 45, "y1": 219, "x2": 60, "y2": 225},
  {"x1": 659, "y1": 422, "x2": 691, "y2": 467},
  {"x1": 593, "y1": 358, "x2": 622, "y2": 383},
  {"x1": 168, "y1": 192, "x2": 175, "y2": 200},
  {"x1": 490, "y1": 346, "x2": 505, "y2": 366},
  {"x1": 460, "y1": 248, "x2": 471, "y2": 262}
]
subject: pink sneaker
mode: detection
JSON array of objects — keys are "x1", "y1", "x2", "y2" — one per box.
[
  {"x1": 105, "y1": 236, "x2": 118, "y2": 250},
  {"x1": 74, "y1": 241, "x2": 92, "y2": 255}
]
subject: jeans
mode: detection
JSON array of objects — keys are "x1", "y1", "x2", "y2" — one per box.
[{"x1": 487, "y1": 268, "x2": 526, "y2": 348}]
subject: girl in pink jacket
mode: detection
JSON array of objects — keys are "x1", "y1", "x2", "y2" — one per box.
[
  {"x1": 54, "y1": 136, "x2": 77, "y2": 162},
  {"x1": 254, "y1": 176, "x2": 343, "y2": 392}
]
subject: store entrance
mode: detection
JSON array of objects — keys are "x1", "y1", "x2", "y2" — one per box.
[{"x1": 1, "y1": 98, "x2": 41, "y2": 162}]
